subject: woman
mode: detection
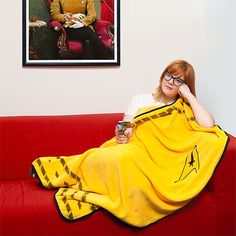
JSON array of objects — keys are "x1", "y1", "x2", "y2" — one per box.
[
  {"x1": 31, "y1": 60, "x2": 227, "y2": 227},
  {"x1": 50, "y1": 0, "x2": 111, "y2": 59},
  {"x1": 116, "y1": 59, "x2": 215, "y2": 144}
]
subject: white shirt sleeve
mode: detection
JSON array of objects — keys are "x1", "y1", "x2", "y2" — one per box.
[
  {"x1": 124, "y1": 94, "x2": 163, "y2": 118},
  {"x1": 124, "y1": 94, "x2": 145, "y2": 117}
]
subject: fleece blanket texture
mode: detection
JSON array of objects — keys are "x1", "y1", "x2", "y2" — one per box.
[{"x1": 32, "y1": 98, "x2": 228, "y2": 227}]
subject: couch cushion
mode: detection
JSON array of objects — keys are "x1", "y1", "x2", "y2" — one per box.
[
  {"x1": 0, "y1": 178, "x2": 232, "y2": 236},
  {"x1": 66, "y1": 41, "x2": 83, "y2": 53},
  {"x1": 0, "y1": 179, "x2": 127, "y2": 235}
]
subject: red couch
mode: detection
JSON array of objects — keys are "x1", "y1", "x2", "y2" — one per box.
[{"x1": 0, "y1": 114, "x2": 235, "y2": 236}]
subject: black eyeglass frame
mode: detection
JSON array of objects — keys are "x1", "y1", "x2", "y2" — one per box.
[{"x1": 164, "y1": 72, "x2": 185, "y2": 86}]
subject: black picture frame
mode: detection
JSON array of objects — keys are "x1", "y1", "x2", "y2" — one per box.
[{"x1": 22, "y1": 0, "x2": 120, "y2": 66}]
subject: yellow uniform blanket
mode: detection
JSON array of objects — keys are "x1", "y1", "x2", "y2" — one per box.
[{"x1": 32, "y1": 98, "x2": 228, "y2": 227}]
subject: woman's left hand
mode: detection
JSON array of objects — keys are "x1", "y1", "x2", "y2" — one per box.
[
  {"x1": 178, "y1": 83, "x2": 192, "y2": 99},
  {"x1": 178, "y1": 83, "x2": 215, "y2": 128}
]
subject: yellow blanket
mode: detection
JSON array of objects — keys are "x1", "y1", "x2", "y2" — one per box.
[{"x1": 32, "y1": 98, "x2": 228, "y2": 227}]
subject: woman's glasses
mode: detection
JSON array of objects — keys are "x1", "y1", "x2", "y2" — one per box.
[{"x1": 164, "y1": 72, "x2": 185, "y2": 86}]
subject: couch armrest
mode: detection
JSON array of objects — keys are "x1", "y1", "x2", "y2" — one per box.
[
  {"x1": 94, "y1": 20, "x2": 112, "y2": 36},
  {"x1": 49, "y1": 21, "x2": 68, "y2": 50},
  {"x1": 94, "y1": 20, "x2": 114, "y2": 49},
  {"x1": 207, "y1": 134, "x2": 236, "y2": 193}
]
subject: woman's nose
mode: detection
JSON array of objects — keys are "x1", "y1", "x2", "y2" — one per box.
[{"x1": 168, "y1": 78, "x2": 174, "y2": 85}]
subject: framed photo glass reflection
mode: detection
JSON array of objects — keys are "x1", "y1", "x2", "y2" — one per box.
[{"x1": 22, "y1": 0, "x2": 120, "y2": 66}]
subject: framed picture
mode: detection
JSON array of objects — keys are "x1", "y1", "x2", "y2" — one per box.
[{"x1": 22, "y1": 0, "x2": 120, "y2": 66}]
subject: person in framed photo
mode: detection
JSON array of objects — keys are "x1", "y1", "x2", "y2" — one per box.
[{"x1": 50, "y1": 0, "x2": 112, "y2": 59}]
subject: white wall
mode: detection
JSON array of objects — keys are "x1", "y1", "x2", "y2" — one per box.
[{"x1": 0, "y1": 0, "x2": 235, "y2": 135}]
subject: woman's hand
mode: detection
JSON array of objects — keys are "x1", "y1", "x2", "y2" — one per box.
[
  {"x1": 178, "y1": 83, "x2": 192, "y2": 99},
  {"x1": 178, "y1": 83, "x2": 215, "y2": 128},
  {"x1": 116, "y1": 115, "x2": 134, "y2": 144},
  {"x1": 72, "y1": 13, "x2": 86, "y2": 21},
  {"x1": 69, "y1": 21, "x2": 84, "y2": 28},
  {"x1": 63, "y1": 13, "x2": 72, "y2": 22},
  {"x1": 115, "y1": 128, "x2": 133, "y2": 144}
]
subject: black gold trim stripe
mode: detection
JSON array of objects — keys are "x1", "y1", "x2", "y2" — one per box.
[
  {"x1": 134, "y1": 99, "x2": 178, "y2": 120},
  {"x1": 36, "y1": 159, "x2": 54, "y2": 188},
  {"x1": 133, "y1": 99, "x2": 194, "y2": 127},
  {"x1": 58, "y1": 156, "x2": 81, "y2": 182}
]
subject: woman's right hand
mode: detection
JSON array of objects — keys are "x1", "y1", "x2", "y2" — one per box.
[
  {"x1": 63, "y1": 13, "x2": 72, "y2": 22},
  {"x1": 115, "y1": 128, "x2": 133, "y2": 144}
]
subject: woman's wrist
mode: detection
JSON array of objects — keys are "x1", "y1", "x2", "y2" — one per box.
[{"x1": 187, "y1": 93, "x2": 196, "y2": 102}]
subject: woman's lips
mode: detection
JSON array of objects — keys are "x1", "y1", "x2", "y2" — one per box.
[{"x1": 165, "y1": 85, "x2": 173, "y2": 90}]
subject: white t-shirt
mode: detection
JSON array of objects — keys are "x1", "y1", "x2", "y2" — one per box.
[{"x1": 124, "y1": 94, "x2": 164, "y2": 118}]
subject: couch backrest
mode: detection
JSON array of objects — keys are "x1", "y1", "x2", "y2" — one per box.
[
  {"x1": 101, "y1": 0, "x2": 114, "y2": 24},
  {"x1": 0, "y1": 113, "x2": 123, "y2": 180}
]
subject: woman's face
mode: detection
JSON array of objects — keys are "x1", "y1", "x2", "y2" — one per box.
[{"x1": 161, "y1": 72, "x2": 184, "y2": 99}]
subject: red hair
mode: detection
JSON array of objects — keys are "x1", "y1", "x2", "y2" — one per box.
[{"x1": 153, "y1": 60, "x2": 196, "y2": 100}]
